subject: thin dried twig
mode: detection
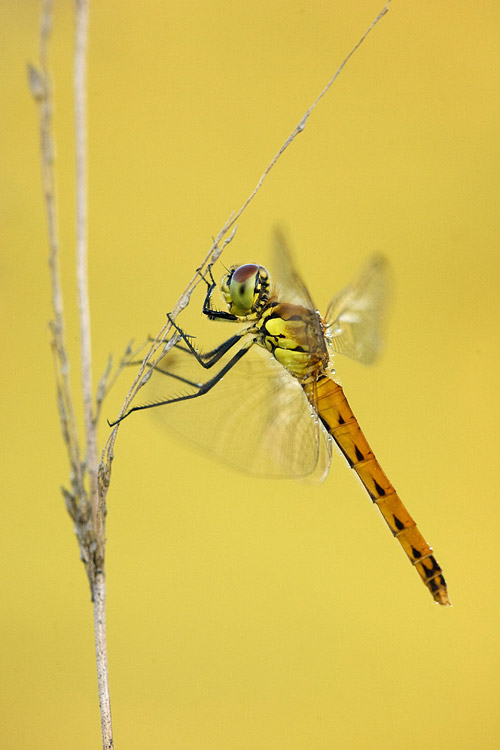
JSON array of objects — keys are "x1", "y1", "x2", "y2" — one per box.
[
  {"x1": 28, "y1": 0, "x2": 85, "y2": 508},
  {"x1": 103, "y1": 0, "x2": 392, "y2": 470}
]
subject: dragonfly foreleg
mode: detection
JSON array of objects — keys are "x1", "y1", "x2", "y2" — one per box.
[{"x1": 198, "y1": 263, "x2": 240, "y2": 321}]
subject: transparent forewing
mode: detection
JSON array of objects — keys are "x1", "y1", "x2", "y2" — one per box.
[
  {"x1": 326, "y1": 254, "x2": 390, "y2": 365},
  {"x1": 136, "y1": 340, "x2": 332, "y2": 481},
  {"x1": 272, "y1": 229, "x2": 318, "y2": 311}
]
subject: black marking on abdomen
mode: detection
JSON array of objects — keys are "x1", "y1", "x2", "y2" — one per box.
[
  {"x1": 421, "y1": 556, "x2": 441, "y2": 579},
  {"x1": 429, "y1": 574, "x2": 447, "y2": 592},
  {"x1": 355, "y1": 445, "x2": 364, "y2": 463},
  {"x1": 394, "y1": 515, "x2": 405, "y2": 531},
  {"x1": 373, "y1": 479, "x2": 385, "y2": 497},
  {"x1": 320, "y1": 416, "x2": 330, "y2": 432},
  {"x1": 337, "y1": 443, "x2": 355, "y2": 468}
]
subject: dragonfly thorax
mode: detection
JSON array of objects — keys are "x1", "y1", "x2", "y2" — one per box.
[
  {"x1": 220, "y1": 263, "x2": 271, "y2": 318},
  {"x1": 257, "y1": 302, "x2": 330, "y2": 382}
]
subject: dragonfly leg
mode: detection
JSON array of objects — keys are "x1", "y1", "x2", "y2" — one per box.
[
  {"x1": 122, "y1": 358, "x2": 204, "y2": 389},
  {"x1": 199, "y1": 263, "x2": 241, "y2": 322},
  {"x1": 108, "y1": 337, "x2": 256, "y2": 426},
  {"x1": 166, "y1": 313, "x2": 251, "y2": 368}
]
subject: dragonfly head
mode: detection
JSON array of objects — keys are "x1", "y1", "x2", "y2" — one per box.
[{"x1": 220, "y1": 263, "x2": 271, "y2": 317}]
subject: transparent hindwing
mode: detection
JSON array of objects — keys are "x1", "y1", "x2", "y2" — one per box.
[{"x1": 326, "y1": 254, "x2": 390, "y2": 365}]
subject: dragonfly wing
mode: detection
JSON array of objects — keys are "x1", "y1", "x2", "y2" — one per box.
[
  {"x1": 135, "y1": 341, "x2": 331, "y2": 481},
  {"x1": 272, "y1": 229, "x2": 329, "y2": 361},
  {"x1": 272, "y1": 229, "x2": 318, "y2": 311},
  {"x1": 326, "y1": 254, "x2": 390, "y2": 365}
]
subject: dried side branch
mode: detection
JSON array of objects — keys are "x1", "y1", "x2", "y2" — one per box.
[
  {"x1": 103, "y1": 0, "x2": 392, "y2": 471},
  {"x1": 28, "y1": 0, "x2": 85, "y2": 507}
]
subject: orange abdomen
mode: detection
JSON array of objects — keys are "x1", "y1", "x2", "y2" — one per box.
[{"x1": 308, "y1": 376, "x2": 450, "y2": 606}]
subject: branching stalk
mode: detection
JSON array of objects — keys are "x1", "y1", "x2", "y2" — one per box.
[{"x1": 29, "y1": 0, "x2": 113, "y2": 747}]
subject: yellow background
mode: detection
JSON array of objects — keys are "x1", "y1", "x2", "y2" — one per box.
[{"x1": 2, "y1": 1, "x2": 499, "y2": 748}]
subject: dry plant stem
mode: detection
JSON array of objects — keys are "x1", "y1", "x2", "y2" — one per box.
[
  {"x1": 93, "y1": 574, "x2": 113, "y2": 749},
  {"x1": 103, "y1": 0, "x2": 392, "y2": 469},
  {"x1": 74, "y1": 0, "x2": 104, "y2": 568},
  {"x1": 214, "y1": 0, "x2": 392, "y2": 247},
  {"x1": 75, "y1": 0, "x2": 113, "y2": 747}
]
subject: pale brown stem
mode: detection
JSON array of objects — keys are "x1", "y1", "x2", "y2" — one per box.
[
  {"x1": 93, "y1": 572, "x2": 114, "y2": 749},
  {"x1": 214, "y1": 0, "x2": 392, "y2": 249},
  {"x1": 74, "y1": 0, "x2": 113, "y2": 745}
]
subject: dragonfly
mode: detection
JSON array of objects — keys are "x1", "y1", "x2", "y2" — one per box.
[{"x1": 111, "y1": 234, "x2": 450, "y2": 606}]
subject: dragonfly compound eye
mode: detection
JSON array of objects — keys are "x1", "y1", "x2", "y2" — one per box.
[{"x1": 229, "y1": 264, "x2": 260, "y2": 313}]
